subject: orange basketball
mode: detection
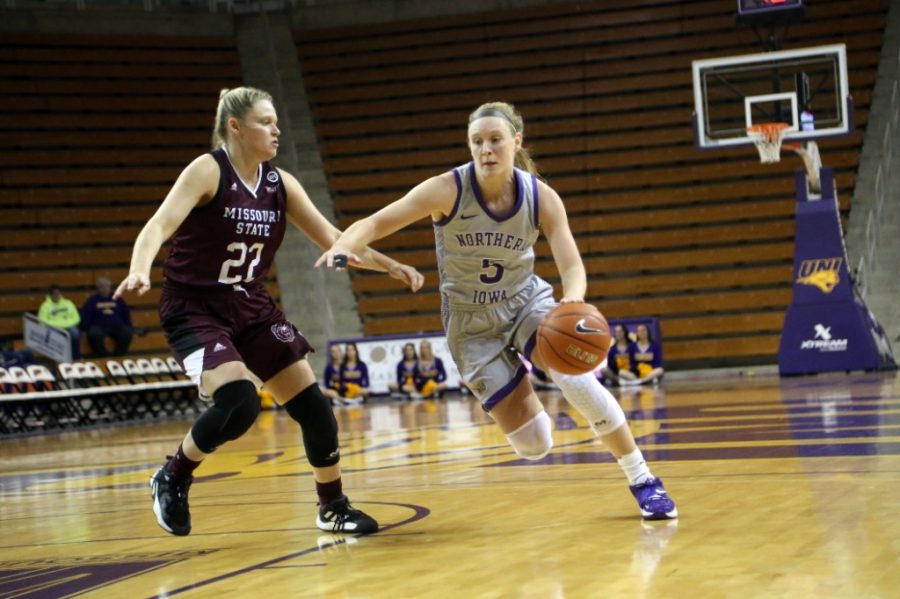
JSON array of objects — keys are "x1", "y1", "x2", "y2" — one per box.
[{"x1": 536, "y1": 303, "x2": 611, "y2": 375}]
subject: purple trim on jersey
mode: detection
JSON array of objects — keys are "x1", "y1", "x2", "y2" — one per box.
[
  {"x1": 470, "y1": 162, "x2": 524, "y2": 223},
  {"x1": 434, "y1": 168, "x2": 463, "y2": 227},
  {"x1": 483, "y1": 364, "x2": 528, "y2": 412},
  {"x1": 531, "y1": 174, "x2": 539, "y2": 227},
  {"x1": 523, "y1": 330, "x2": 537, "y2": 364}
]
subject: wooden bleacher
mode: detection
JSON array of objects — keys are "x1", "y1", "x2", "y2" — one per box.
[
  {"x1": 0, "y1": 32, "x2": 273, "y2": 357},
  {"x1": 294, "y1": 0, "x2": 888, "y2": 368}
]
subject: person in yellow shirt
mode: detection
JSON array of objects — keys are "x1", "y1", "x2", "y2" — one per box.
[{"x1": 37, "y1": 284, "x2": 82, "y2": 359}]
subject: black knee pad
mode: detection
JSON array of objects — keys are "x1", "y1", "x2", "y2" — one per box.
[
  {"x1": 190, "y1": 380, "x2": 260, "y2": 453},
  {"x1": 284, "y1": 383, "x2": 340, "y2": 468}
]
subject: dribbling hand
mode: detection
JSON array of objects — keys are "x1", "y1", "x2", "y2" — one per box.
[{"x1": 115, "y1": 272, "x2": 151, "y2": 298}]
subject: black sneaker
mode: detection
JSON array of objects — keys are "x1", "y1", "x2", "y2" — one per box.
[
  {"x1": 316, "y1": 495, "x2": 378, "y2": 534},
  {"x1": 150, "y1": 465, "x2": 192, "y2": 536}
]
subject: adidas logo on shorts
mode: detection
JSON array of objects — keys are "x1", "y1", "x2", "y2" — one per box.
[{"x1": 213, "y1": 342, "x2": 227, "y2": 352}]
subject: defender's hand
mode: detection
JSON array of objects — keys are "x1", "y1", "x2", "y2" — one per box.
[
  {"x1": 115, "y1": 273, "x2": 151, "y2": 298},
  {"x1": 315, "y1": 248, "x2": 361, "y2": 271}
]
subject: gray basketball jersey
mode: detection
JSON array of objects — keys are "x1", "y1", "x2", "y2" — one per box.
[{"x1": 434, "y1": 161, "x2": 540, "y2": 309}]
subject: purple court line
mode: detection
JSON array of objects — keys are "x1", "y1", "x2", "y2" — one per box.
[{"x1": 148, "y1": 500, "x2": 431, "y2": 598}]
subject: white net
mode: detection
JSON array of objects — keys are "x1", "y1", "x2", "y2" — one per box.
[{"x1": 747, "y1": 123, "x2": 790, "y2": 164}]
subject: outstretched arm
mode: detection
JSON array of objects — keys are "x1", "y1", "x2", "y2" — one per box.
[
  {"x1": 537, "y1": 180, "x2": 586, "y2": 303},
  {"x1": 115, "y1": 154, "x2": 219, "y2": 298},
  {"x1": 281, "y1": 169, "x2": 426, "y2": 291},
  {"x1": 315, "y1": 172, "x2": 458, "y2": 270}
]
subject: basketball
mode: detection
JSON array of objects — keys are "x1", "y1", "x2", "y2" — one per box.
[{"x1": 536, "y1": 303, "x2": 611, "y2": 375}]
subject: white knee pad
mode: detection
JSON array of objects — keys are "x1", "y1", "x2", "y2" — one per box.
[
  {"x1": 549, "y1": 369, "x2": 626, "y2": 436},
  {"x1": 506, "y1": 410, "x2": 553, "y2": 460}
]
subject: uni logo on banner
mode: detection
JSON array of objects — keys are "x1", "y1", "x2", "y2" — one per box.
[{"x1": 797, "y1": 257, "x2": 842, "y2": 293}]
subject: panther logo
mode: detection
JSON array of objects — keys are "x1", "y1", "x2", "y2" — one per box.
[
  {"x1": 797, "y1": 258, "x2": 841, "y2": 294},
  {"x1": 797, "y1": 269, "x2": 839, "y2": 293}
]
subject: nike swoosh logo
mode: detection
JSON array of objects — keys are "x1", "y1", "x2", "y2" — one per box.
[
  {"x1": 575, "y1": 319, "x2": 605, "y2": 334},
  {"x1": 460, "y1": 213, "x2": 477, "y2": 220}
]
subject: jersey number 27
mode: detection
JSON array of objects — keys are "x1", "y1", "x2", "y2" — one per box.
[{"x1": 218, "y1": 242, "x2": 264, "y2": 284}]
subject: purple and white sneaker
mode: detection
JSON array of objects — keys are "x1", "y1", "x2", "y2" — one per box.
[{"x1": 629, "y1": 477, "x2": 678, "y2": 520}]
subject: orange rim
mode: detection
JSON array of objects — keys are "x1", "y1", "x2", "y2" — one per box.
[{"x1": 747, "y1": 122, "x2": 790, "y2": 142}]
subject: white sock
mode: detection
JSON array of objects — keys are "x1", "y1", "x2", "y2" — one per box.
[{"x1": 617, "y1": 448, "x2": 653, "y2": 486}]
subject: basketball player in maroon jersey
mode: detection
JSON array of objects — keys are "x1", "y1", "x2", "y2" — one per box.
[{"x1": 115, "y1": 87, "x2": 424, "y2": 537}]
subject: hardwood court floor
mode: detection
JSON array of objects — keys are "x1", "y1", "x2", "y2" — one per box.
[{"x1": 1, "y1": 372, "x2": 898, "y2": 598}]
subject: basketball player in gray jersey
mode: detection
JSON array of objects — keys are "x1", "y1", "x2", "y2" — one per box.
[
  {"x1": 318, "y1": 102, "x2": 677, "y2": 520},
  {"x1": 115, "y1": 87, "x2": 424, "y2": 537}
]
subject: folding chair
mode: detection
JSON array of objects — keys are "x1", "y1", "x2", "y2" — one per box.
[
  {"x1": 6, "y1": 366, "x2": 34, "y2": 393},
  {"x1": 82, "y1": 361, "x2": 109, "y2": 385},
  {"x1": 166, "y1": 357, "x2": 185, "y2": 374},
  {"x1": 136, "y1": 358, "x2": 162, "y2": 382},
  {"x1": 26, "y1": 364, "x2": 58, "y2": 392},
  {"x1": 151, "y1": 357, "x2": 179, "y2": 381},
  {"x1": 58, "y1": 362, "x2": 78, "y2": 385},
  {"x1": 105, "y1": 359, "x2": 129, "y2": 381}
]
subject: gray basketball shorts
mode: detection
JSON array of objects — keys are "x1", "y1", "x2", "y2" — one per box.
[{"x1": 444, "y1": 275, "x2": 557, "y2": 411}]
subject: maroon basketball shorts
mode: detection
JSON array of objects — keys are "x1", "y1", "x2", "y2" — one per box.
[{"x1": 159, "y1": 285, "x2": 313, "y2": 390}]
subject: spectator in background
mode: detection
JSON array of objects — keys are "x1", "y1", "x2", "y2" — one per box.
[
  {"x1": 81, "y1": 276, "x2": 133, "y2": 357},
  {"x1": 414, "y1": 339, "x2": 447, "y2": 399},
  {"x1": 38, "y1": 284, "x2": 81, "y2": 359},
  {"x1": 600, "y1": 324, "x2": 638, "y2": 386},
  {"x1": 628, "y1": 323, "x2": 664, "y2": 386},
  {"x1": 321, "y1": 344, "x2": 344, "y2": 405},
  {"x1": 339, "y1": 342, "x2": 370, "y2": 405},
  {"x1": 388, "y1": 342, "x2": 418, "y2": 399}
]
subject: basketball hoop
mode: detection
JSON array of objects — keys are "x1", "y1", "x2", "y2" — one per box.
[{"x1": 747, "y1": 122, "x2": 791, "y2": 163}]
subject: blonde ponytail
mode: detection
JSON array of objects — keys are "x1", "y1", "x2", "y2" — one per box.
[{"x1": 211, "y1": 86, "x2": 273, "y2": 149}]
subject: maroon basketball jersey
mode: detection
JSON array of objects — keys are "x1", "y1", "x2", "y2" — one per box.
[{"x1": 163, "y1": 147, "x2": 287, "y2": 291}]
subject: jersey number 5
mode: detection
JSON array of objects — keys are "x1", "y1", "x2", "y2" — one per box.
[
  {"x1": 479, "y1": 258, "x2": 505, "y2": 284},
  {"x1": 218, "y1": 242, "x2": 264, "y2": 284}
]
